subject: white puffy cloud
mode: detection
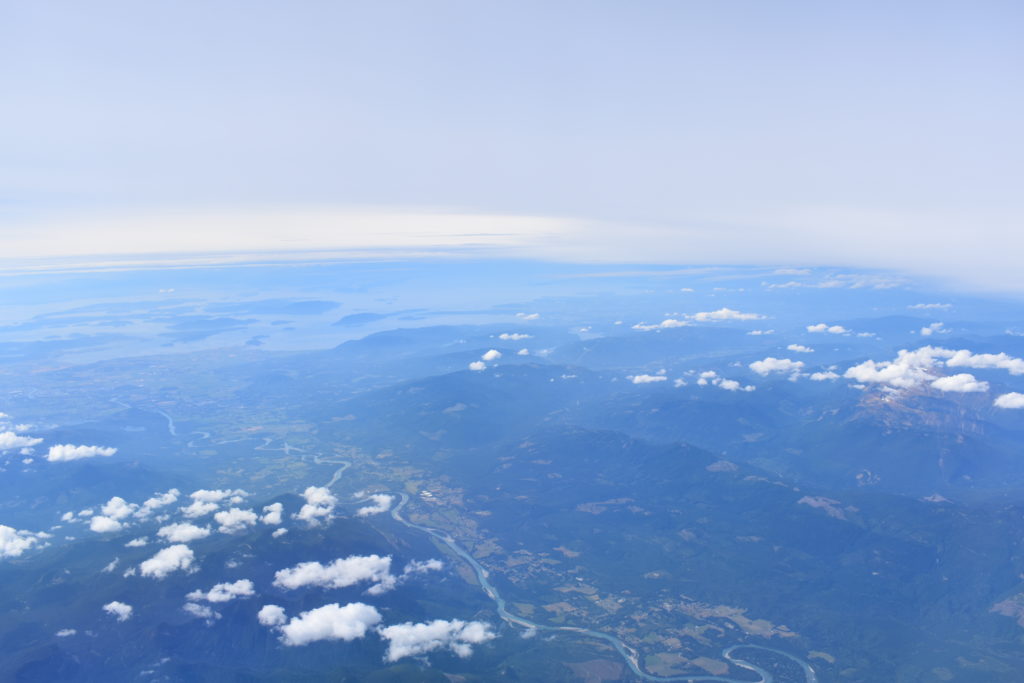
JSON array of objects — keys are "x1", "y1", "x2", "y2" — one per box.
[
  {"x1": 180, "y1": 489, "x2": 247, "y2": 518},
  {"x1": 272, "y1": 528, "x2": 288, "y2": 538},
  {"x1": 258, "y1": 604, "x2": 287, "y2": 627},
  {"x1": 0, "y1": 431, "x2": 42, "y2": 451},
  {"x1": 844, "y1": 346, "x2": 950, "y2": 389},
  {"x1": 46, "y1": 444, "x2": 117, "y2": 462},
  {"x1": 356, "y1": 494, "x2": 394, "y2": 517},
  {"x1": 629, "y1": 374, "x2": 667, "y2": 384},
  {"x1": 749, "y1": 357, "x2": 805, "y2": 377},
  {"x1": 920, "y1": 322, "x2": 947, "y2": 336},
  {"x1": 103, "y1": 601, "x2": 133, "y2": 622},
  {"x1": 930, "y1": 373, "x2": 989, "y2": 393},
  {"x1": 945, "y1": 349, "x2": 1024, "y2": 375},
  {"x1": 747, "y1": 329, "x2": 774, "y2": 335},
  {"x1": 157, "y1": 522, "x2": 210, "y2": 544},
  {"x1": 516, "y1": 348, "x2": 529, "y2": 356},
  {"x1": 261, "y1": 502, "x2": 283, "y2": 525},
  {"x1": 498, "y1": 333, "x2": 531, "y2": 341},
  {"x1": 187, "y1": 579, "x2": 255, "y2": 603},
  {"x1": 632, "y1": 318, "x2": 689, "y2": 331},
  {"x1": 0, "y1": 524, "x2": 48, "y2": 558},
  {"x1": 481, "y1": 349, "x2": 502, "y2": 361},
  {"x1": 468, "y1": 361, "x2": 486, "y2": 371},
  {"x1": 136, "y1": 489, "x2": 180, "y2": 518},
  {"x1": 55, "y1": 629, "x2": 76, "y2": 637},
  {"x1": 696, "y1": 371, "x2": 754, "y2": 392},
  {"x1": 139, "y1": 544, "x2": 195, "y2": 579},
  {"x1": 691, "y1": 308, "x2": 764, "y2": 322},
  {"x1": 183, "y1": 602, "x2": 220, "y2": 623},
  {"x1": 273, "y1": 602, "x2": 382, "y2": 646},
  {"x1": 89, "y1": 516, "x2": 123, "y2": 533},
  {"x1": 809, "y1": 371, "x2": 839, "y2": 381},
  {"x1": 806, "y1": 323, "x2": 848, "y2": 334},
  {"x1": 995, "y1": 392, "x2": 1024, "y2": 409},
  {"x1": 101, "y1": 496, "x2": 138, "y2": 521},
  {"x1": 379, "y1": 619, "x2": 496, "y2": 662},
  {"x1": 273, "y1": 554, "x2": 396, "y2": 594},
  {"x1": 295, "y1": 486, "x2": 337, "y2": 526},
  {"x1": 715, "y1": 378, "x2": 755, "y2": 392},
  {"x1": 126, "y1": 537, "x2": 148, "y2": 547},
  {"x1": 102, "y1": 558, "x2": 119, "y2": 573},
  {"x1": 402, "y1": 559, "x2": 443, "y2": 576},
  {"x1": 844, "y1": 346, "x2": 1022, "y2": 391},
  {"x1": 214, "y1": 508, "x2": 258, "y2": 534},
  {"x1": 787, "y1": 344, "x2": 814, "y2": 353}
]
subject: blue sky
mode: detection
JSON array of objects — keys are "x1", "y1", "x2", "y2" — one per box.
[{"x1": 2, "y1": 1, "x2": 1022, "y2": 289}]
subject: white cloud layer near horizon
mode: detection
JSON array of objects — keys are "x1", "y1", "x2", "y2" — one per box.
[{"x1": 2, "y1": 207, "x2": 1024, "y2": 294}]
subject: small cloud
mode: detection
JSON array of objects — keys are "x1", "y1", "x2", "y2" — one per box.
[
  {"x1": 139, "y1": 544, "x2": 195, "y2": 579},
  {"x1": 468, "y1": 361, "x2": 486, "y2": 371},
  {"x1": 691, "y1": 308, "x2": 765, "y2": 322},
  {"x1": 103, "y1": 601, "x2": 133, "y2": 622},
  {"x1": 0, "y1": 432, "x2": 43, "y2": 452},
  {"x1": 157, "y1": 523, "x2": 210, "y2": 544},
  {"x1": 809, "y1": 371, "x2": 839, "y2": 381},
  {"x1": 101, "y1": 497, "x2": 137, "y2": 521},
  {"x1": 356, "y1": 494, "x2": 394, "y2": 517},
  {"x1": 0, "y1": 524, "x2": 49, "y2": 558},
  {"x1": 920, "y1": 322, "x2": 947, "y2": 337},
  {"x1": 55, "y1": 629, "x2": 76, "y2": 637},
  {"x1": 628, "y1": 374, "x2": 668, "y2": 384},
  {"x1": 187, "y1": 579, "x2": 255, "y2": 603},
  {"x1": 261, "y1": 502, "x2": 283, "y2": 525},
  {"x1": 214, "y1": 508, "x2": 258, "y2": 534},
  {"x1": 47, "y1": 444, "x2": 117, "y2": 462},
  {"x1": 379, "y1": 619, "x2": 496, "y2": 662},
  {"x1": 632, "y1": 318, "x2": 689, "y2": 331},
  {"x1": 180, "y1": 489, "x2": 248, "y2": 518},
  {"x1": 747, "y1": 329, "x2": 775, "y2": 336},
  {"x1": 258, "y1": 604, "x2": 287, "y2": 627},
  {"x1": 931, "y1": 373, "x2": 988, "y2": 393},
  {"x1": 272, "y1": 528, "x2": 288, "y2": 538},
  {"x1": 126, "y1": 537, "x2": 148, "y2": 547},
  {"x1": 516, "y1": 348, "x2": 529, "y2": 356},
  {"x1": 515, "y1": 313, "x2": 540, "y2": 320},
  {"x1": 273, "y1": 554, "x2": 396, "y2": 595},
  {"x1": 89, "y1": 516, "x2": 123, "y2": 534},
  {"x1": 995, "y1": 392, "x2": 1024, "y2": 409},
  {"x1": 749, "y1": 357, "x2": 805, "y2": 378},
  {"x1": 183, "y1": 602, "x2": 220, "y2": 624},
  {"x1": 135, "y1": 489, "x2": 180, "y2": 519},
  {"x1": 498, "y1": 333, "x2": 531, "y2": 341},
  {"x1": 787, "y1": 344, "x2": 814, "y2": 353},
  {"x1": 806, "y1": 323, "x2": 848, "y2": 334},
  {"x1": 909, "y1": 303, "x2": 951, "y2": 310},
  {"x1": 266, "y1": 602, "x2": 383, "y2": 646},
  {"x1": 481, "y1": 349, "x2": 501, "y2": 361},
  {"x1": 294, "y1": 486, "x2": 336, "y2": 526}
]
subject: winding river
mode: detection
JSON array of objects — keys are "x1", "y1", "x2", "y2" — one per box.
[
  {"x1": 313, "y1": 455, "x2": 819, "y2": 682},
  {"x1": 383, "y1": 489, "x2": 817, "y2": 683}
]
